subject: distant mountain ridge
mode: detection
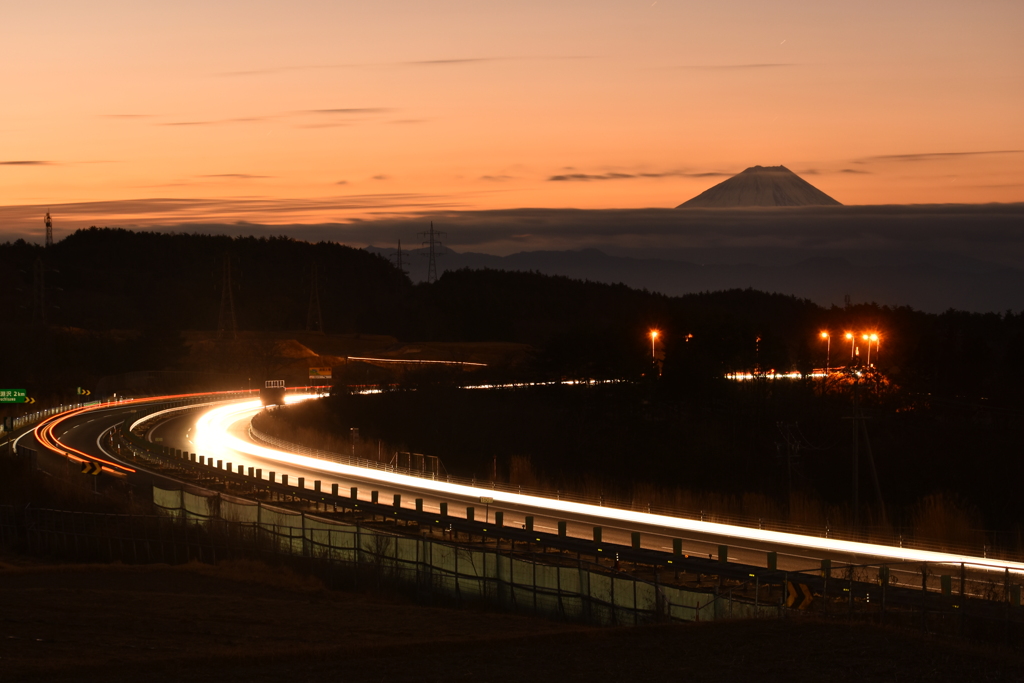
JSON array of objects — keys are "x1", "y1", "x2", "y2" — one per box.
[
  {"x1": 677, "y1": 165, "x2": 842, "y2": 207},
  {"x1": 364, "y1": 244, "x2": 1024, "y2": 313}
]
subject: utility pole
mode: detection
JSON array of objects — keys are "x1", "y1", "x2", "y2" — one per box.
[
  {"x1": 306, "y1": 262, "x2": 324, "y2": 334},
  {"x1": 845, "y1": 368, "x2": 887, "y2": 536},
  {"x1": 418, "y1": 222, "x2": 446, "y2": 284},
  {"x1": 217, "y1": 253, "x2": 237, "y2": 340},
  {"x1": 44, "y1": 211, "x2": 53, "y2": 248}
]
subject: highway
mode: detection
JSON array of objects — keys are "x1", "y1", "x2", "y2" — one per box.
[
  {"x1": 148, "y1": 395, "x2": 1024, "y2": 580},
  {"x1": 22, "y1": 392, "x2": 1024, "y2": 594}
]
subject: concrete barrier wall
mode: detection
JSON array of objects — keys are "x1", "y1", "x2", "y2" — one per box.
[{"x1": 153, "y1": 486, "x2": 780, "y2": 625}]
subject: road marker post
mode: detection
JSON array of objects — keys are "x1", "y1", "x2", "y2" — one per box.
[
  {"x1": 767, "y1": 551, "x2": 778, "y2": 571},
  {"x1": 558, "y1": 521, "x2": 567, "y2": 537},
  {"x1": 718, "y1": 545, "x2": 728, "y2": 563},
  {"x1": 632, "y1": 532, "x2": 642, "y2": 550}
]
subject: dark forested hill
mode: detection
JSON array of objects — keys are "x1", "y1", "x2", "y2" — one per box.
[
  {"x1": 1, "y1": 227, "x2": 407, "y2": 332},
  {"x1": 2, "y1": 227, "x2": 1023, "y2": 409}
]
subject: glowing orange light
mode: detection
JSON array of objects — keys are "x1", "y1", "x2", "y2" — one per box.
[
  {"x1": 869, "y1": 333, "x2": 879, "y2": 342},
  {"x1": 845, "y1": 332, "x2": 853, "y2": 340},
  {"x1": 820, "y1": 331, "x2": 829, "y2": 339},
  {"x1": 650, "y1": 330, "x2": 659, "y2": 341}
]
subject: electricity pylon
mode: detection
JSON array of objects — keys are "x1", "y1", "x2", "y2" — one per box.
[{"x1": 418, "y1": 222, "x2": 446, "y2": 283}]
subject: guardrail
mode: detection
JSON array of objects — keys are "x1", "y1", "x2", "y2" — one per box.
[
  {"x1": 110, "y1": 421, "x2": 1024, "y2": 634},
  {"x1": 248, "y1": 419, "x2": 1021, "y2": 564}
]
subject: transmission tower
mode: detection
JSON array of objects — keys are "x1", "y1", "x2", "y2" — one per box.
[
  {"x1": 44, "y1": 211, "x2": 53, "y2": 248},
  {"x1": 418, "y1": 222, "x2": 446, "y2": 283},
  {"x1": 390, "y1": 239, "x2": 408, "y2": 277},
  {"x1": 217, "y1": 254, "x2": 237, "y2": 340},
  {"x1": 306, "y1": 262, "x2": 324, "y2": 334}
]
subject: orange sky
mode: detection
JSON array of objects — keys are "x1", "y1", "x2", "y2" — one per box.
[{"x1": 2, "y1": 1, "x2": 1022, "y2": 234}]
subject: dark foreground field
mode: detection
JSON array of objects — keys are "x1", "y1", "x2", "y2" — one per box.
[{"x1": 3, "y1": 555, "x2": 1023, "y2": 683}]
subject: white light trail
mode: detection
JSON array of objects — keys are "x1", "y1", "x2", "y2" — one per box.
[{"x1": 194, "y1": 397, "x2": 1024, "y2": 574}]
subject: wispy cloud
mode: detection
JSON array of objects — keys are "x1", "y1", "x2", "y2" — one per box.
[
  {"x1": 840, "y1": 168, "x2": 872, "y2": 174},
  {"x1": 548, "y1": 170, "x2": 730, "y2": 182},
  {"x1": 303, "y1": 108, "x2": 394, "y2": 115},
  {"x1": 161, "y1": 116, "x2": 272, "y2": 127},
  {"x1": 217, "y1": 56, "x2": 587, "y2": 77},
  {"x1": 481, "y1": 175, "x2": 515, "y2": 182},
  {"x1": 100, "y1": 114, "x2": 154, "y2": 119},
  {"x1": 667, "y1": 63, "x2": 799, "y2": 70},
  {"x1": 197, "y1": 174, "x2": 271, "y2": 179},
  {"x1": 0, "y1": 160, "x2": 55, "y2": 166},
  {"x1": 372, "y1": 175, "x2": 390, "y2": 181},
  {"x1": 404, "y1": 58, "x2": 499, "y2": 66},
  {"x1": 860, "y1": 150, "x2": 1024, "y2": 162}
]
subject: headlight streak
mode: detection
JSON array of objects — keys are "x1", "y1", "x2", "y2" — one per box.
[
  {"x1": 32, "y1": 390, "x2": 260, "y2": 476},
  {"x1": 196, "y1": 397, "x2": 1024, "y2": 574},
  {"x1": 35, "y1": 406, "x2": 136, "y2": 474}
]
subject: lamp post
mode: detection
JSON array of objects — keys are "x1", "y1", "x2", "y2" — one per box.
[
  {"x1": 820, "y1": 331, "x2": 830, "y2": 374},
  {"x1": 863, "y1": 333, "x2": 879, "y2": 367},
  {"x1": 861, "y1": 334, "x2": 880, "y2": 367},
  {"x1": 845, "y1": 332, "x2": 855, "y2": 361},
  {"x1": 650, "y1": 330, "x2": 659, "y2": 359}
]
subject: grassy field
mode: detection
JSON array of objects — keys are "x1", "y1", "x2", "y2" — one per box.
[{"x1": 3, "y1": 553, "x2": 1024, "y2": 683}]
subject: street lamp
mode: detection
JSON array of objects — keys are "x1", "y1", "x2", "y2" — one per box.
[
  {"x1": 861, "y1": 334, "x2": 879, "y2": 367},
  {"x1": 819, "y1": 331, "x2": 830, "y2": 374},
  {"x1": 649, "y1": 330, "x2": 660, "y2": 359},
  {"x1": 845, "y1": 332, "x2": 855, "y2": 361},
  {"x1": 863, "y1": 333, "x2": 879, "y2": 367}
]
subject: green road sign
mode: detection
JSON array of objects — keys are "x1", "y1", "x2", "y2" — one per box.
[{"x1": 0, "y1": 389, "x2": 29, "y2": 404}]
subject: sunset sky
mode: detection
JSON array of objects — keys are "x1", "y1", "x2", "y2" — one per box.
[{"x1": 2, "y1": 1, "x2": 1022, "y2": 239}]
